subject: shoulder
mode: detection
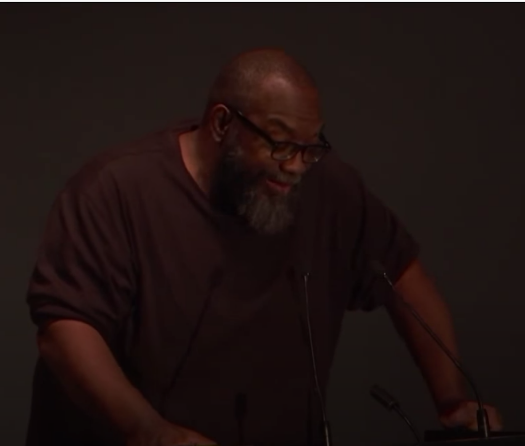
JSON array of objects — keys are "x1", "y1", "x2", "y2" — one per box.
[{"x1": 58, "y1": 120, "x2": 197, "y2": 205}]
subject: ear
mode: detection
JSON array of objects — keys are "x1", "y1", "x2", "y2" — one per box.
[{"x1": 209, "y1": 104, "x2": 233, "y2": 143}]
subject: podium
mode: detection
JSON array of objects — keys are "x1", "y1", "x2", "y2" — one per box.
[{"x1": 418, "y1": 431, "x2": 525, "y2": 446}]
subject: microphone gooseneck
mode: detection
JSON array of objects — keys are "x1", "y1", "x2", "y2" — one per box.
[
  {"x1": 303, "y1": 272, "x2": 332, "y2": 446},
  {"x1": 370, "y1": 384, "x2": 421, "y2": 444},
  {"x1": 374, "y1": 262, "x2": 490, "y2": 439},
  {"x1": 235, "y1": 392, "x2": 247, "y2": 446}
]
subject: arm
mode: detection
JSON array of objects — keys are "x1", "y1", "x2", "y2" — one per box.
[
  {"x1": 387, "y1": 259, "x2": 502, "y2": 430},
  {"x1": 28, "y1": 182, "x2": 214, "y2": 445},
  {"x1": 38, "y1": 319, "x2": 214, "y2": 446},
  {"x1": 339, "y1": 167, "x2": 501, "y2": 430},
  {"x1": 386, "y1": 260, "x2": 467, "y2": 409},
  {"x1": 38, "y1": 319, "x2": 162, "y2": 442}
]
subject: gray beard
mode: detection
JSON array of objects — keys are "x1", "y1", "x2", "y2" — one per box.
[{"x1": 210, "y1": 145, "x2": 301, "y2": 236}]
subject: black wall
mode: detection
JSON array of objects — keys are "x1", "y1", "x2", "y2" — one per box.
[{"x1": 1, "y1": 4, "x2": 523, "y2": 446}]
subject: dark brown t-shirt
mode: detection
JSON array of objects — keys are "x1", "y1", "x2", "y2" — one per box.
[{"x1": 26, "y1": 121, "x2": 419, "y2": 446}]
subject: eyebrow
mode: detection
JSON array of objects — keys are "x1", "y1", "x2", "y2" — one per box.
[{"x1": 265, "y1": 117, "x2": 325, "y2": 141}]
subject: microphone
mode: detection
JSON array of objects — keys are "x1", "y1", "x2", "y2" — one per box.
[
  {"x1": 302, "y1": 272, "x2": 332, "y2": 446},
  {"x1": 235, "y1": 392, "x2": 247, "y2": 446},
  {"x1": 371, "y1": 261, "x2": 490, "y2": 439},
  {"x1": 370, "y1": 384, "x2": 421, "y2": 444}
]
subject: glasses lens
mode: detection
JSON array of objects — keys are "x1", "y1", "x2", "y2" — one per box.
[
  {"x1": 303, "y1": 145, "x2": 328, "y2": 163},
  {"x1": 272, "y1": 143, "x2": 329, "y2": 163},
  {"x1": 272, "y1": 143, "x2": 298, "y2": 160}
]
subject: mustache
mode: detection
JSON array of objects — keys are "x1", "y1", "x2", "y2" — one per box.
[{"x1": 265, "y1": 171, "x2": 302, "y2": 185}]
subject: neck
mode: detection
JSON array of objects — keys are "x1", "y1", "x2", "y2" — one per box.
[{"x1": 179, "y1": 128, "x2": 217, "y2": 196}]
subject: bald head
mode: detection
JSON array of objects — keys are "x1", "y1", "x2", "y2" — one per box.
[
  {"x1": 184, "y1": 49, "x2": 326, "y2": 235},
  {"x1": 206, "y1": 48, "x2": 318, "y2": 113}
]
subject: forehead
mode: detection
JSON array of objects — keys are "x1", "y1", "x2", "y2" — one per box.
[{"x1": 249, "y1": 77, "x2": 323, "y2": 138}]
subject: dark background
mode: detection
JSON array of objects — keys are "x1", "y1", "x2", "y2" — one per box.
[{"x1": 1, "y1": 4, "x2": 524, "y2": 446}]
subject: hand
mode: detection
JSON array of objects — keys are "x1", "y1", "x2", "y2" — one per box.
[
  {"x1": 127, "y1": 419, "x2": 217, "y2": 446},
  {"x1": 439, "y1": 400, "x2": 503, "y2": 432}
]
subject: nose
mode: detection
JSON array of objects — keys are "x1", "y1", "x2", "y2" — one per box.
[{"x1": 280, "y1": 151, "x2": 309, "y2": 177}]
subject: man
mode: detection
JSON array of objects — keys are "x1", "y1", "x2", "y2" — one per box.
[{"x1": 26, "y1": 48, "x2": 501, "y2": 446}]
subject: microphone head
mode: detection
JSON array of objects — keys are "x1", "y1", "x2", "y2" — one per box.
[
  {"x1": 368, "y1": 259, "x2": 396, "y2": 288},
  {"x1": 370, "y1": 384, "x2": 399, "y2": 411},
  {"x1": 288, "y1": 266, "x2": 311, "y2": 280},
  {"x1": 369, "y1": 259, "x2": 386, "y2": 277}
]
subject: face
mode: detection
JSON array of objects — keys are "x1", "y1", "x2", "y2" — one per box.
[{"x1": 209, "y1": 79, "x2": 324, "y2": 236}]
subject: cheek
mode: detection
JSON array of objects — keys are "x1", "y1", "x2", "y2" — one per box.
[
  {"x1": 252, "y1": 157, "x2": 280, "y2": 179},
  {"x1": 240, "y1": 132, "x2": 272, "y2": 162},
  {"x1": 240, "y1": 143, "x2": 274, "y2": 173}
]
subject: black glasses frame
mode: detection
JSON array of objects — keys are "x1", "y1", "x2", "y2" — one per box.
[{"x1": 226, "y1": 106, "x2": 331, "y2": 163}]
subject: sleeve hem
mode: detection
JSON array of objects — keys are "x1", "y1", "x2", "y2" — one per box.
[{"x1": 32, "y1": 311, "x2": 115, "y2": 346}]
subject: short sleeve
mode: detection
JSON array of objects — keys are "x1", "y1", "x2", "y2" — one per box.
[
  {"x1": 26, "y1": 179, "x2": 136, "y2": 346},
  {"x1": 348, "y1": 177, "x2": 420, "y2": 312}
]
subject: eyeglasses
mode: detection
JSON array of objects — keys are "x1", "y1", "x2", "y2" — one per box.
[{"x1": 227, "y1": 106, "x2": 331, "y2": 163}]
